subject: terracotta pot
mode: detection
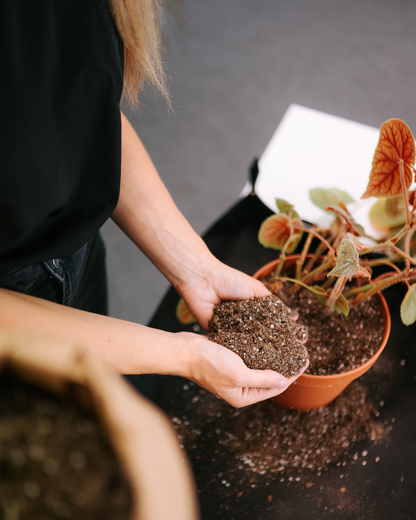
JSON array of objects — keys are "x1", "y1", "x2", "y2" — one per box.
[
  {"x1": 0, "y1": 330, "x2": 199, "y2": 520},
  {"x1": 253, "y1": 256, "x2": 391, "y2": 411}
]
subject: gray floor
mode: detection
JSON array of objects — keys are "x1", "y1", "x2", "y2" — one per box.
[{"x1": 101, "y1": 0, "x2": 416, "y2": 325}]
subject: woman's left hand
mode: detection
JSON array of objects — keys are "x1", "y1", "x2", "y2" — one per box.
[{"x1": 180, "y1": 259, "x2": 271, "y2": 330}]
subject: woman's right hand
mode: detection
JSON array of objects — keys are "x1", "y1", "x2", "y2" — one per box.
[{"x1": 181, "y1": 332, "x2": 308, "y2": 408}]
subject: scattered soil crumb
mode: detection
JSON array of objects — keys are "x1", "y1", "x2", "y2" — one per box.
[
  {"x1": 208, "y1": 295, "x2": 308, "y2": 377},
  {"x1": 0, "y1": 368, "x2": 133, "y2": 520}
]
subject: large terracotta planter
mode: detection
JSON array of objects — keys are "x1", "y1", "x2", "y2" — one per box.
[{"x1": 253, "y1": 256, "x2": 391, "y2": 411}]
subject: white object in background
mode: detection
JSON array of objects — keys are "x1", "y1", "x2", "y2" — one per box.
[{"x1": 256, "y1": 104, "x2": 381, "y2": 237}]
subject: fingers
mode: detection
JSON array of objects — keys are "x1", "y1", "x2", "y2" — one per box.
[{"x1": 223, "y1": 359, "x2": 310, "y2": 408}]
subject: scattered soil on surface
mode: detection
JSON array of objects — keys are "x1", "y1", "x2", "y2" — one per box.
[
  {"x1": 173, "y1": 378, "x2": 387, "y2": 477},
  {"x1": 0, "y1": 368, "x2": 133, "y2": 520},
  {"x1": 208, "y1": 295, "x2": 309, "y2": 377},
  {"x1": 269, "y1": 284, "x2": 385, "y2": 375}
]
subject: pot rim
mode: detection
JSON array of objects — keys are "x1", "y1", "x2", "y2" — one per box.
[{"x1": 253, "y1": 256, "x2": 391, "y2": 382}]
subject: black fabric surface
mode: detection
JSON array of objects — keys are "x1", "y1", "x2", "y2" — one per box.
[{"x1": 0, "y1": 0, "x2": 123, "y2": 275}]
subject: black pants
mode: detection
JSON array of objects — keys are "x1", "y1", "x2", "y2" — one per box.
[{"x1": 0, "y1": 232, "x2": 108, "y2": 316}]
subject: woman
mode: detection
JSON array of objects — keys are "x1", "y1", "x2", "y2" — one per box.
[{"x1": 0, "y1": 0, "x2": 306, "y2": 407}]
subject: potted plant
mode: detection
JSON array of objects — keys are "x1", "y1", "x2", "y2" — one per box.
[{"x1": 255, "y1": 118, "x2": 416, "y2": 409}]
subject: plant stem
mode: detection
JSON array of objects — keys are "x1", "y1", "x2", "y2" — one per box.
[
  {"x1": 389, "y1": 243, "x2": 416, "y2": 266},
  {"x1": 301, "y1": 259, "x2": 335, "y2": 285},
  {"x1": 273, "y1": 276, "x2": 326, "y2": 296},
  {"x1": 400, "y1": 161, "x2": 411, "y2": 227},
  {"x1": 332, "y1": 222, "x2": 347, "y2": 250},
  {"x1": 404, "y1": 228, "x2": 416, "y2": 274},
  {"x1": 350, "y1": 270, "x2": 409, "y2": 307},
  {"x1": 292, "y1": 224, "x2": 336, "y2": 261},
  {"x1": 343, "y1": 283, "x2": 375, "y2": 298},
  {"x1": 358, "y1": 225, "x2": 410, "y2": 256},
  {"x1": 296, "y1": 232, "x2": 314, "y2": 281},
  {"x1": 325, "y1": 277, "x2": 347, "y2": 311}
]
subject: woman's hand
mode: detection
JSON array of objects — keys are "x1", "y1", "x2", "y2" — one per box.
[
  {"x1": 179, "y1": 259, "x2": 271, "y2": 331},
  {"x1": 183, "y1": 332, "x2": 308, "y2": 408}
]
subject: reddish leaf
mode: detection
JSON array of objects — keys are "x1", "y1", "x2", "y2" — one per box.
[
  {"x1": 258, "y1": 214, "x2": 303, "y2": 253},
  {"x1": 176, "y1": 298, "x2": 196, "y2": 325},
  {"x1": 362, "y1": 119, "x2": 415, "y2": 199}
]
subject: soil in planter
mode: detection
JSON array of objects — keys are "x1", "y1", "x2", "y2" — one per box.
[
  {"x1": 0, "y1": 368, "x2": 133, "y2": 520},
  {"x1": 208, "y1": 295, "x2": 309, "y2": 378},
  {"x1": 268, "y1": 284, "x2": 385, "y2": 375}
]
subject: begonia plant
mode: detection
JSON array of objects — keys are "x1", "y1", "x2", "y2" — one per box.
[{"x1": 258, "y1": 118, "x2": 416, "y2": 325}]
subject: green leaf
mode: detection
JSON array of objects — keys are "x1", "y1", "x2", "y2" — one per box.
[
  {"x1": 369, "y1": 197, "x2": 406, "y2": 232},
  {"x1": 333, "y1": 294, "x2": 350, "y2": 317},
  {"x1": 275, "y1": 198, "x2": 301, "y2": 220},
  {"x1": 310, "y1": 188, "x2": 355, "y2": 213},
  {"x1": 314, "y1": 287, "x2": 349, "y2": 316},
  {"x1": 328, "y1": 238, "x2": 359, "y2": 278},
  {"x1": 311, "y1": 285, "x2": 327, "y2": 296},
  {"x1": 400, "y1": 284, "x2": 416, "y2": 326}
]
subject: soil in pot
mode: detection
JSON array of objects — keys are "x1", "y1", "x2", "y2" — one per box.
[
  {"x1": 266, "y1": 283, "x2": 385, "y2": 376},
  {"x1": 0, "y1": 368, "x2": 133, "y2": 520},
  {"x1": 208, "y1": 295, "x2": 309, "y2": 378}
]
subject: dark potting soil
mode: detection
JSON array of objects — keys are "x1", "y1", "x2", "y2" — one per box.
[
  {"x1": 0, "y1": 368, "x2": 133, "y2": 520},
  {"x1": 273, "y1": 286, "x2": 385, "y2": 376},
  {"x1": 208, "y1": 295, "x2": 309, "y2": 377}
]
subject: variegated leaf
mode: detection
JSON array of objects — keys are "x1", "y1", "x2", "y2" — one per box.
[
  {"x1": 328, "y1": 238, "x2": 359, "y2": 278},
  {"x1": 362, "y1": 119, "x2": 415, "y2": 199},
  {"x1": 400, "y1": 284, "x2": 416, "y2": 326}
]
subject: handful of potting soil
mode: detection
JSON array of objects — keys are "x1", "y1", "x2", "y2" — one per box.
[{"x1": 207, "y1": 295, "x2": 309, "y2": 378}]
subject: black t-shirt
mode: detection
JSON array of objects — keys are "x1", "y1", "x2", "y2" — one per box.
[{"x1": 0, "y1": 0, "x2": 124, "y2": 275}]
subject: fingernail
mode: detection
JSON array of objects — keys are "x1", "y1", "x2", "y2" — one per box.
[{"x1": 273, "y1": 379, "x2": 288, "y2": 389}]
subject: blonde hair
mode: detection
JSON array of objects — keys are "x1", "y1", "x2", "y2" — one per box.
[{"x1": 108, "y1": 0, "x2": 169, "y2": 106}]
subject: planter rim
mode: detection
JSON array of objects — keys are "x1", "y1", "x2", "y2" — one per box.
[{"x1": 253, "y1": 256, "x2": 391, "y2": 382}]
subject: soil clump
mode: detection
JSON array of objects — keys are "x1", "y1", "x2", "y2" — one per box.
[
  {"x1": 0, "y1": 368, "x2": 133, "y2": 520},
  {"x1": 208, "y1": 295, "x2": 308, "y2": 377}
]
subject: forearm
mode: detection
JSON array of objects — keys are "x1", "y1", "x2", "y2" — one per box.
[
  {"x1": 0, "y1": 288, "x2": 192, "y2": 376},
  {"x1": 112, "y1": 113, "x2": 218, "y2": 295}
]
